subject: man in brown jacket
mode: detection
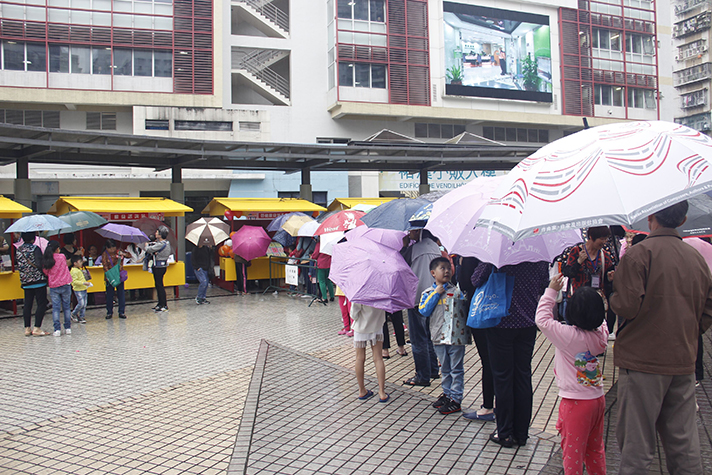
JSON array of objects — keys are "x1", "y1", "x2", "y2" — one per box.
[{"x1": 610, "y1": 200, "x2": 712, "y2": 475}]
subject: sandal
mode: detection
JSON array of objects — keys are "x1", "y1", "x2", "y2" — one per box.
[
  {"x1": 396, "y1": 350, "x2": 408, "y2": 356},
  {"x1": 32, "y1": 328, "x2": 51, "y2": 336},
  {"x1": 403, "y1": 377, "x2": 431, "y2": 387},
  {"x1": 25, "y1": 327, "x2": 32, "y2": 337}
]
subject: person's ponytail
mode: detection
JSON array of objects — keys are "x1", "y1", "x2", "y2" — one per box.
[{"x1": 42, "y1": 241, "x2": 60, "y2": 270}]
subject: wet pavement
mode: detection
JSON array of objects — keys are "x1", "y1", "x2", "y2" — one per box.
[{"x1": 0, "y1": 286, "x2": 710, "y2": 474}]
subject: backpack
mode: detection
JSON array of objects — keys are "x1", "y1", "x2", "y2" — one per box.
[{"x1": 16, "y1": 243, "x2": 45, "y2": 286}]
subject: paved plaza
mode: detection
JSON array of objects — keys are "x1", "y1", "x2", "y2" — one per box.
[{"x1": 0, "y1": 286, "x2": 710, "y2": 474}]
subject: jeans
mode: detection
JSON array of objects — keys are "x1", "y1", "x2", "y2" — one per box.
[
  {"x1": 195, "y1": 268, "x2": 209, "y2": 300},
  {"x1": 153, "y1": 266, "x2": 167, "y2": 307},
  {"x1": 486, "y1": 325, "x2": 537, "y2": 442},
  {"x1": 407, "y1": 308, "x2": 439, "y2": 381},
  {"x1": 73, "y1": 289, "x2": 87, "y2": 320},
  {"x1": 50, "y1": 284, "x2": 72, "y2": 332},
  {"x1": 433, "y1": 344, "x2": 466, "y2": 403},
  {"x1": 23, "y1": 285, "x2": 48, "y2": 328},
  {"x1": 106, "y1": 281, "x2": 126, "y2": 316}
]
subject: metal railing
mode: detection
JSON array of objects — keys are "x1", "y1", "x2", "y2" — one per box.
[
  {"x1": 236, "y1": 0, "x2": 289, "y2": 33},
  {"x1": 675, "y1": 0, "x2": 710, "y2": 16},
  {"x1": 236, "y1": 49, "x2": 291, "y2": 99},
  {"x1": 262, "y1": 256, "x2": 323, "y2": 306}
]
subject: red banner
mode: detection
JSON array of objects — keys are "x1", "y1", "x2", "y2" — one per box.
[
  {"x1": 106, "y1": 213, "x2": 165, "y2": 221},
  {"x1": 243, "y1": 211, "x2": 290, "y2": 220}
]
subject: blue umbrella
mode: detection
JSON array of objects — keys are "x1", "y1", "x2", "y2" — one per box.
[
  {"x1": 361, "y1": 198, "x2": 431, "y2": 231},
  {"x1": 267, "y1": 212, "x2": 307, "y2": 232},
  {"x1": 272, "y1": 229, "x2": 296, "y2": 248},
  {"x1": 408, "y1": 202, "x2": 433, "y2": 230},
  {"x1": 6, "y1": 214, "x2": 72, "y2": 233}
]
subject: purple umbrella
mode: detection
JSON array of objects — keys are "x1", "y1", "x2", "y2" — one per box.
[
  {"x1": 330, "y1": 228, "x2": 418, "y2": 313},
  {"x1": 96, "y1": 223, "x2": 150, "y2": 243},
  {"x1": 232, "y1": 225, "x2": 271, "y2": 261},
  {"x1": 345, "y1": 225, "x2": 405, "y2": 251}
]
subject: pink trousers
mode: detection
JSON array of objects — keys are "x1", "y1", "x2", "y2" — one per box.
[
  {"x1": 556, "y1": 396, "x2": 606, "y2": 475},
  {"x1": 338, "y1": 296, "x2": 351, "y2": 330}
]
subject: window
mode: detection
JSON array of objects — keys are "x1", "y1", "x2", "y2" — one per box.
[
  {"x1": 86, "y1": 112, "x2": 116, "y2": 130},
  {"x1": 3, "y1": 41, "x2": 25, "y2": 71},
  {"x1": 114, "y1": 49, "x2": 132, "y2": 75},
  {"x1": 239, "y1": 121, "x2": 260, "y2": 132},
  {"x1": 26, "y1": 43, "x2": 46, "y2": 72},
  {"x1": 145, "y1": 119, "x2": 169, "y2": 130},
  {"x1": 174, "y1": 121, "x2": 233, "y2": 131},
  {"x1": 70, "y1": 46, "x2": 90, "y2": 74},
  {"x1": 134, "y1": 50, "x2": 152, "y2": 76},
  {"x1": 592, "y1": 28, "x2": 622, "y2": 51},
  {"x1": 338, "y1": 0, "x2": 385, "y2": 22},
  {"x1": 92, "y1": 48, "x2": 111, "y2": 74},
  {"x1": 594, "y1": 85, "x2": 624, "y2": 106},
  {"x1": 627, "y1": 88, "x2": 656, "y2": 109},
  {"x1": 316, "y1": 137, "x2": 350, "y2": 144},
  {"x1": 0, "y1": 110, "x2": 60, "y2": 128},
  {"x1": 483, "y1": 126, "x2": 550, "y2": 143},
  {"x1": 338, "y1": 62, "x2": 387, "y2": 88},
  {"x1": 154, "y1": 50, "x2": 172, "y2": 77},
  {"x1": 414, "y1": 123, "x2": 466, "y2": 139},
  {"x1": 625, "y1": 34, "x2": 654, "y2": 55},
  {"x1": 49, "y1": 45, "x2": 69, "y2": 73}
]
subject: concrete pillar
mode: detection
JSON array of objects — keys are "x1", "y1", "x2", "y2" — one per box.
[
  {"x1": 170, "y1": 166, "x2": 186, "y2": 262},
  {"x1": 419, "y1": 169, "x2": 430, "y2": 195},
  {"x1": 14, "y1": 158, "x2": 32, "y2": 209},
  {"x1": 300, "y1": 167, "x2": 313, "y2": 202}
]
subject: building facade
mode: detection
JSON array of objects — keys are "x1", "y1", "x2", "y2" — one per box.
[{"x1": 0, "y1": 0, "x2": 676, "y2": 209}]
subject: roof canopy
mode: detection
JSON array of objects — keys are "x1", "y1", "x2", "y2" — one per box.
[
  {"x1": 327, "y1": 197, "x2": 398, "y2": 211},
  {"x1": 0, "y1": 195, "x2": 32, "y2": 219},
  {"x1": 203, "y1": 198, "x2": 326, "y2": 217},
  {"x1": 49, "y1": 197, "x2": 193, "y2": 217},
  {"x1": 0, "y1": 124, "x2": 538, "y2": 173}
]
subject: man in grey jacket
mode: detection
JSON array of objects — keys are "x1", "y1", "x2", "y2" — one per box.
[{"x1": 610, "y1": 200, "x2": 712, "y2": 475}]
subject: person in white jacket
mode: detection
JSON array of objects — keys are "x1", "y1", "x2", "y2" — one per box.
[{"x1": 536, "y1": 274, "x2": 608, "y2": 475}]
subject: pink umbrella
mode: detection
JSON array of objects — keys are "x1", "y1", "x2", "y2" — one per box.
[
  {"x1": 685, "y1": 237, "x2": 712, "y2": 271},
  {"x1": 330, "y1": 228, "x2": 417, "y2": 313},
  {"x1": 231, "y1": 225, "x2": 271, "y2": 261}
]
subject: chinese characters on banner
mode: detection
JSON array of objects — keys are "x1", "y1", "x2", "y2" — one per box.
[
  {"x1": 379, "y1": 170, "x2": 506, "y2": 195},
  {"x1": 107, "y1": 213, "x2": 165, "y2": 221},
  {"x1": 243, "y1": 212, "x2": 290, "y2": 220}
]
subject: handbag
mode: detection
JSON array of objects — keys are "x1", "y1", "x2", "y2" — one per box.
[
  {"x1": 82, "y1": 267, "x2": 92, "y2": 281},
  {"x1": 467, "y1": 271, "x2": 515, "y2": 329},
  {"x1": 105, "y1": 263, "x2": 122, "y2": 288}
]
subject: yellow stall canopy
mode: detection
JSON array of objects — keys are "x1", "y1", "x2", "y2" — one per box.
[
  {"x1": 48, "y1": 197, "x2": 193, "y2": 217},
  {"x1": 327, "y1": 197, "x2": 398, "y2": 211},
  {"x1": 203, "y1": 198, "x2": 326, "y2": 219},
  {"x1": 0, "y1": 196, "x2": 32, "y2": 219}
]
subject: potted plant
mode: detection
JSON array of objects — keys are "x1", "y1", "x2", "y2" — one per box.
[
  {"x1": 447, "y1": 65, "x2": 464, "y2": 85},
  {"x1": 521, "y1": 54, "x2": 539, "y2": 92}
]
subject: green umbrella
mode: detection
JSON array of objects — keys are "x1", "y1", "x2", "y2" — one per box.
[{"x1": 45, "y1": 211, "x2": 108, "y2": 236}]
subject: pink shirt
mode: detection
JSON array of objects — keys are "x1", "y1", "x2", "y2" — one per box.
[
  {"x1": 43, "y1": 253, "x2": 73, "y2": 288},
  {"x1": 535, "y1": 288, "x2": 608, "y2": 400}
]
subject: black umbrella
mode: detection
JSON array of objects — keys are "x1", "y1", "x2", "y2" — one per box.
[{"x1": 626, "y1": 193, "x2": 712, "y2": 238}]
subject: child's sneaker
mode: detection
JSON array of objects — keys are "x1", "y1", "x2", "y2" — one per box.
[
  {"x1": 79, "y1": 317, "x2": 87, "y2": 324},
  {"x1": 439, "y1": 399, "x2": 461, "y2": 415},
  {"x1": 346, "y1": 330, "x2": 354, "y2": 337},
  {"x1": 65, "y1": 329, "x2": 71, "y2": 335},
  {"x1": 432, "y1": 394, "x2": 450, "y2": 409},
  {"x1": 53, "y1": 330, "x2": 61, "y2": 337}
]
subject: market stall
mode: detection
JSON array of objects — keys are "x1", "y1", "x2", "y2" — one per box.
[
  {"x1": 0, "y1": 196, "x2": 33, "y2": 303},
  {"x1": 202, "y1": 198, "x2": 326, "y2": 287},
  {"x1": 48, "y1": 197, "x2": 193, "y2": 293},
  {"x1": 327, "y1": 197, "x2": 398, "y2": 211}
]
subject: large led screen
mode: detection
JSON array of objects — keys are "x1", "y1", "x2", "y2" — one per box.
[{"x1": 443, "y1": 2, "x2": 552, "y2": 102}]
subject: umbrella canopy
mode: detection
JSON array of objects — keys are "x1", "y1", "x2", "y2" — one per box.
[
  {"x1": 319, "y1": 231, "x2": 345, "y2": 256},
  {"x1": 96, "y1": 223, "x2": 150, "y2": 243},
  {"x1": 345, "y1": 225, "x2": 405, "y2": 251},
  {"x1": 297, "y1": 220, "x2": 320, "y2": 237},
  {"x1": 186, "y1": 217, "x2": 230, "y2": 247},
  {"x1": 133, "y1": 217, "x2": 178, "y2": 251},
  {"x1": 6, "y1": 214, "x2": 72, "y2": 234},
  {"x1": 361, "y1": 198, "x2": 431, "y2": 231},
  {"x1": 272, "y1": 229, "x2": 296, "y2": 248},
  {"x1": 315, "y1": 210, "x2": 365, "y2": 235},
  {"x1": 351, "y1": 203, "x2": 378, "y2": 213},
  {"x1": 267, "y1": 212, "x2": 307, "y2": 232},
  {"x1": 330, "y1": 228, "x2": 418, "y2": 313},
  {"x1": 408, "y1": 202, "x2": 433, "y2": 230},
  {"x1": 477, "y1": 121, "x2": 712, "y2": 241},
  {"x1": 266, "y1": 241, "x2": 287, "y2": 257},
  {"x1": 231, "y1": 225, "x2": 271, "y2": 261},
  {"x1": 426, "y1": 176, "x2": 580, "y2": 267},
  {"x1": 45, "y1": 211, "x2": 107, "y2": 236},
  {"x1": 281, "y1": 214, "x2": 315, "y2": 236},
  {"x1": 626, "y1": 192, "x2": 712, "y2": 238}
]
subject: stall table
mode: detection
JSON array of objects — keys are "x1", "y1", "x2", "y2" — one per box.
[{"x1": 84, "y1": 262, "x2": 185, "y2": 292}]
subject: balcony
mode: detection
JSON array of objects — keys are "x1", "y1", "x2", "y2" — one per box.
[
  {"x1": 673, "y1": 12, "x2": 712, "y2": 38},
  {"x1": 678, "y1": 39, "x2": 708, "y2": 60},
  {"x1": 681, "y1": 88, "x2": 708, "y2": 108},
  {"x1": 674, "y1": 62, "x2": 712, "y2": 86},
  {"x1": 675, "y1": 0, "x2": 711, "y2": 16},
  {"x1": 675, "y1": 111, "x2": 712, "y2": 131}
]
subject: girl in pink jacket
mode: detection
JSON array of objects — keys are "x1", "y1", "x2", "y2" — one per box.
[{"x1": 536, "y1": 274, "x2": 609, "y2": 475}]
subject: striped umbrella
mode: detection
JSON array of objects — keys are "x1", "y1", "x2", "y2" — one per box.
[{"x1": 186, "y1": 217, "x2": 230, "y2": 247}]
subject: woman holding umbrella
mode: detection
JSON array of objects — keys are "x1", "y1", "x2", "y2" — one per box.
[
  {"x1": 146, "y1": 226, "x2": 172, "y2": 312},
  {"x1": 101, "y1": 239, "x2": 127, "y2": 319}
]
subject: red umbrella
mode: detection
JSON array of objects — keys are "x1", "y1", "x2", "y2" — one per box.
[
  {"x1": 231, "y1": 225, "x2": 271, "y2": 261},
  {"x1": 314, "y1": 210, "x2": 365, "y2": 236}
]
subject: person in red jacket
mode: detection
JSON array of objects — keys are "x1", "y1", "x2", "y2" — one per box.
[{"x1": 311, "y1": 238, "x2": 334, "y2": 303}]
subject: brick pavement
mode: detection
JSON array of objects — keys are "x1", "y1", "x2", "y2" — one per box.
[{"x1": 0, "y1": 289, "x2": 710, "y2": 474}]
